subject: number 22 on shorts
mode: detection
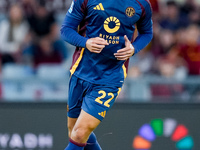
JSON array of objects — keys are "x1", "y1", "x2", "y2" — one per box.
[{"x1": 95, "y1": 88, "x2": 121, "y2": 107}]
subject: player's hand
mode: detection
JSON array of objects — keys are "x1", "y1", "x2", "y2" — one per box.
[
  {"x1": 114, "y1": 35, "x2": 135, "y2": 60},
  {"x1": 86, "y1": 37, "x2": 109, "y2": 53}
]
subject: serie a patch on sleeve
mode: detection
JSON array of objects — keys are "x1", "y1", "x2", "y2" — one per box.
[{"x1": 68, "y1": 1, "x2": 74, "y2": 13}]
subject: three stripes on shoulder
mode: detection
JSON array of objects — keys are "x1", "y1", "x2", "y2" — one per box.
[{"x1": 94, "y1": 3, "x2": 104, "y2": 11}]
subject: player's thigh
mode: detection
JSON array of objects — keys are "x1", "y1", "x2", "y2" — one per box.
[
  {"x1": 82, "y1": 85, "x2": 121, "y2": 121},
  {"x1": 74, "y1": 110, "x2": 101, "y2": 130},
  {"x1": 71, "y1": 110, "x2": 101, "y2": 142}
]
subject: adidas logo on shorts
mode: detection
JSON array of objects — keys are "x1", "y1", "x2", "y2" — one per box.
[{"x1": 98, "y1": 111, "x2": 106, "y2": 118}]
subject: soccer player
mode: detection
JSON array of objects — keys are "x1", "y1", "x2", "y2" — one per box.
[{"x1": 61, "y1": 0, "x2": 153, "y2": 149}]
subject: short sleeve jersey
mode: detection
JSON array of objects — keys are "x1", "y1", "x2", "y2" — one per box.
[{"x1": 66, "y1": 0, "x2": 152, "y2": 86}]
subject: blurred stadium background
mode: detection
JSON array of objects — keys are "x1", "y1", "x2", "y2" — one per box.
[{"x1": 0, "y1": 0, "x2": 200, "y2": 150}]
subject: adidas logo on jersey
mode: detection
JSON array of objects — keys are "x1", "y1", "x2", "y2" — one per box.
[
  {"x1": 94, "y1": 3, "x2": 104, "y2": 11},
  {"x1": 98, "y1": 111, "x2": 106, "y2": 118}
]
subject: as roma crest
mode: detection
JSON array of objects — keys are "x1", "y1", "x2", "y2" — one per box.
[{"x1": 126, "y1": 7, "x2": 135, "y2": 17}]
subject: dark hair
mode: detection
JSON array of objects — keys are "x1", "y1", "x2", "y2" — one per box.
[
  {"x1": 167, "y1": 1, "x2": 178, "y2": 7},
  {"x1": 8, "y1": 23, "x2": 14, "y2": 42},
  {"x1": 38, "y1": 0, "x2": 46, "y2": 7}
]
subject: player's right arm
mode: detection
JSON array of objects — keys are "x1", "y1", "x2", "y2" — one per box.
[
  {"x1": 86, "y1": 37, "x2": 109, "y2": 53},
  {"x1": 60, "y1": 0, "x2": 108, "y2": 53}
]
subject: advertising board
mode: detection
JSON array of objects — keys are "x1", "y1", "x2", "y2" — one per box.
[{"x1": 0, "y1": 103, "x2": 199, "y2": 150}]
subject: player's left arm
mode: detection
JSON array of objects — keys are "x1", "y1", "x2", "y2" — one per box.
[
  {"x1": 133, "y1": 1, "x2": 153, "y2": 54},
  {"x1": 114, "y1": 1, "x2": 153, "y2": 60}
]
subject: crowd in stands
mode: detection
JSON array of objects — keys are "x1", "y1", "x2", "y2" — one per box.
[
  {"x1": 0, "y1": 0, "x2": 69, "y2": 70},
  {"x1": 0, "y1": 0, "x2": 200, "y2": 101},
  {"x1": 131, "y1": 0, "x2": 200, "y2": 100},
  {"x1": 129, "y1": 0, "x2": 200, "y2": 79}
]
